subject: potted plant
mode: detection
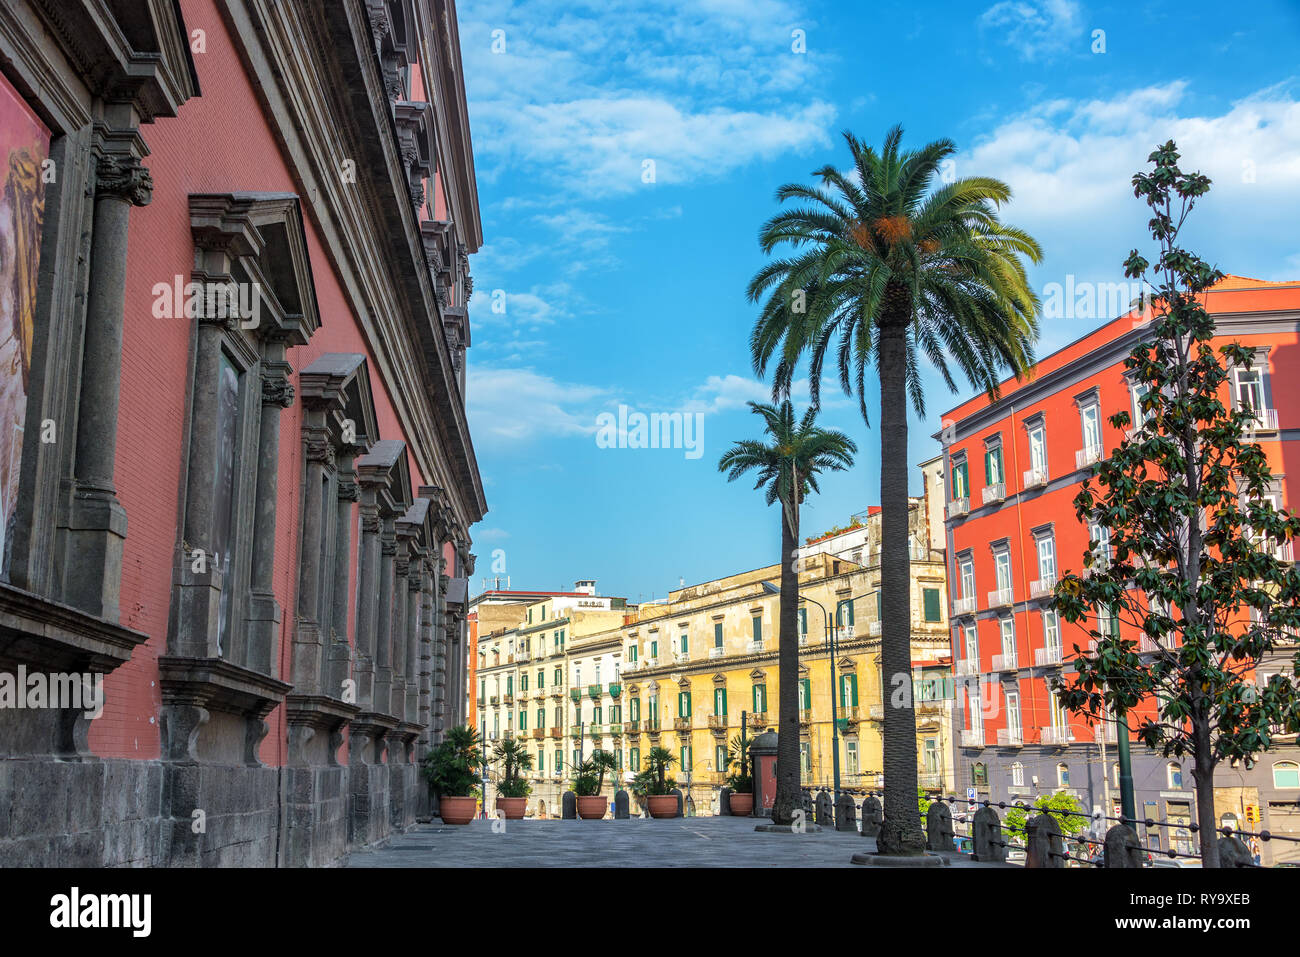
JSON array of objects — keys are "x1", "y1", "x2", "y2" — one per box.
[
  {"x1": 633, "y1": 746, "x2": 678, "y2": 818},
  {"x1": 422, "y1": 724, "x2": 484, "y2": 825},
  {"x1": 493, "y1": 737, "x2": 533, "y2": 819},
  {"x1": 570, "y1": 749, "x2": 617, "y2": 819},
  {"x1": 725, "y1": 734, "x2": 754, "y2": 816}
]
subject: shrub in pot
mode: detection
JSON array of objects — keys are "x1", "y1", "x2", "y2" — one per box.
[
  {"x1": 570, "y1": 749, "x2": 617, "y2": 819},
  {"x1": 632, "y1": 747, "x2": 678, "y2": 818},
  {"x1": 422, "y1": 724, "x2": 484, "y2": 825},
  {"x1": 493, "y1": 737, "x2": 533, "y2": 819},
  {"x1": 725, "y1": 733, "x2": 754, "y2": 816}
]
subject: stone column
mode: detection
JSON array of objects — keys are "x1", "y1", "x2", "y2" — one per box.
[
  {"x1": 373, "y1": 518, "x2": 397, "y2": 717},
  {"x1": 353, "y1": 495, "x2": 383, "y2": 712},
  {"x1": 246, "y1": 354, "x2": 293, "y2": 675},
  {"x1": 389, "y1": 535, "x2": 410, "y2": 718},
  {"x1": 291, "y1": 420, "x2": 333, "y2": 695},
  {"x1": 62, "y1": 117, "x2": 151, "y2": 621},
  {"x1": 417, "y1": 556, "x2": 435, "y2": 749},
  {"x1": 405, "y1": 557, "x2": 422, "y2": 724},
  {"x1": 328, "y1": 466, "x2": 359, "y2": 701}
]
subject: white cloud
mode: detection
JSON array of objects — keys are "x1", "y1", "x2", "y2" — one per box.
[
  {"x1": 978, "y1": 0, "x2": 1085, "y2": 62},
  {"x1": 466, "y1": 366, "x2": 609, "y2": 443}
]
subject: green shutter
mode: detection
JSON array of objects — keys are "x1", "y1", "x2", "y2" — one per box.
[
  {"x1": 850, "y1": 674, "x2": 859, "y2": 707},
  {"x1": 799, "y1": 607, "x2": 807, "y2": 634},
  {"x1": 714, "y1": 622, "x2": 723, "y2": 647},
  {"x1": 800, "y1": 678, "x2": 811, "y2": 710},
  {"x1": 924, "y1": 588, "x2": 941, "y2": 623},
  {"x1": 846, "y1": 600, "x2": 855, "y2": 626},
  {"x1": 875, "y1": 592, "x2": 882, "y2": 620},
  {"x1": 717, "y1": 688, "x2": 727, "y2": 716}
]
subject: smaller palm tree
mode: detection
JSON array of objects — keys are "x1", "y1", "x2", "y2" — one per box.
[
  {"x1": 725, "y1": 734, "x2": 752, "y2": 793},
  {"x1": 718, "y1": 399, "x2": 856, "y2": 824},
  {"x1": 493, "y1": 736, "x2": 534, "y2": 798},
  {"x1": 590, "y1": 749, "x2": 618, "y2": 793}
]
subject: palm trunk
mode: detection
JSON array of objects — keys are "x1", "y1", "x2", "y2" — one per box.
[
  {"x1": 875, "y1": 306, "x2": 927, "y2": 856},
  {"x1": 771, "y1": 501, "x2": 801, "y2": 824}
]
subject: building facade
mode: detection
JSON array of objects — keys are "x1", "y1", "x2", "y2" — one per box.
[
  {"x1": 0, "y1": 0, "x2": 485, "y2": 867},
  {"x1": 939, "y1": 276, "x2": 1300, "y2": 864}
]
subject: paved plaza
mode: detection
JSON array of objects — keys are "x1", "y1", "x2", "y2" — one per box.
[{"x1": 344, "y1": 816, "x2": 1002, "y2": 868}]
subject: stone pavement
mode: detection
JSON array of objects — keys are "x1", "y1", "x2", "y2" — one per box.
[{"x1": 344, "y1": 816, "x2": 1004, "y2": 868}]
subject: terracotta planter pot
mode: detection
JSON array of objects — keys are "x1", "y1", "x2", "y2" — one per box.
[
  {"x1": 728, "y1": 792, "x2": 754, "y2": 816},
  {"x1": 647, "y1": 795, "x2": 678, "y2": 819},
  {"x1": 576, "y1": 796, "x2": 608, "y2": 819},
  {"x1": 496, "y1": 797, "x2": 527, "y2": 820},
  {"x1": 439, "y1": 795, "x2": 478, "y2": 825}
]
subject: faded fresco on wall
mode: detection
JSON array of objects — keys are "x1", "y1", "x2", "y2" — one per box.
[{"x1": 0, "y1": 76, "x2": 48, "y2": 578}]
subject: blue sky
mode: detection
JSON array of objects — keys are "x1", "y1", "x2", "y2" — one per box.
[{"x1": 458, "y1": 0, "x2": 1300, "y2": 602}]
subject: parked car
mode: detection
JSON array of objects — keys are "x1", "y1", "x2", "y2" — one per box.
[
  {"x1": 1148, "y1": 856, "x2": 1202, "y2": 868},
  {"x1": 952, "y1": 836, "x2": 973, "y2": 854}
]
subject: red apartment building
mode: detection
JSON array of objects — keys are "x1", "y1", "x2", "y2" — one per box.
[
  {"x1": 939, "y1": 276, "x2": 1300, "y2": 864},
  {"x1": 0, "y1": 0, "x2": 485, "y2": 866}
]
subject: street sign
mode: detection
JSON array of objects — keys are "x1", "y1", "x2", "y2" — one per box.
[{"x1": 966, "y1": 787, "x2": 977, "y2": 812}]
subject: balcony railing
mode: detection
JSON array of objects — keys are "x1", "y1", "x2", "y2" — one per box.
[
  {"x1": 1076, "y1": 445, "x2": 1103, "y2": 470},
  {"x1": 746, "y1": 640, "x2": 765, "y2": 654},
  {"x1": 1029, "y1": 577, "x2": 1055, "y2": 600},
  {"x1": 548, "y1": 726, "x2": 561, "y2": 738},
  {"x1": 608, "y1": 683, "x2": 622, "y2": 697},
  {"x1": 747, "y1": 712, "x2": 767, "y2": 729},
  {"x1": 626, "y1": 719, "x2": 640, "y2": 732},
  {"x1": 570, "y1": 727, "x2": 582, "y2": 739},
  {"x1": 708, "y1": 647, "x2": 725, "y2": 659},
  {"x1": 997, "y1": 728, "x2": 1023, "y2": 747},
  {"x1": 838, "y1": 623, "x2": 855, "y2": 639},
  {"x1": 1034, "y1": 645, "x2": 1063, "y2": 667},
  {"x1": 707, "y1": 715, "x2": 728, "y2": 731},
  {"x1": 489, "y1": 696, "x2": 499, "y2": 705},
  {"x1": 1094, "y1": 723, "x2": 1117, "y2": 744},
  {"x1": 955, "y1": 658, "x2": 979, "y2": 677},
  {"x1": 531, "y1": 728, "x2": 544, "y2": 740},
  {"x1": 798, "y1": 708, "x2": 812, "y2": 726},
  {"x1": 952, "y1": 596, "x2": 977, "y2": 617},
  {"x1": 1245, "y1": 406, "x2": 1280, "y2": 433},
  {"x1": 798, "y1": 633, "x2": 810, "y2": 647},
  {"x1": 839, "y1": 706, "x2": 860, "y2": 723},
  {"x1": 987, "y1": 587, "x2": 1014, "y2": 609},
  {"x1": 918, "y1": 771, "x2": 946, "y2": 790},
  {"x1": 673, "y1": 651, "x2": 690, "y2": 664},
  {"x1": 476, "y1": 699, "x2": 486, "y2": 710},
  {"x1": 644, "y1": 657, "x2": 658, "y2": 668},
  {"x1": 645, "y1": 719, "x2": 661, "y2": 733},
  {"x1": 991, "y1": 651, "x2": 1018, "y2": 672},
  {"x1": 947, "y1": 496, "x2": 970, "y2": 519},
  {"x1": 1023, "y1": 467, "x2": 1048, "y2": 489},
  {"x1": 960, "y1": 728, "x2": 983, "y2": 748},
  {"x1": 1041, "y1": 725, "x2": 1074, "y2": 746},
  {"x1": 569, "y1": 689, "x2": 581, "y2": 701},
  {"x1": 609, "y1": 723, "x2": 623, "y2": 735},
  {"x1": 867, "y1": 620, "x2": 881, "y2": 637},
  {"x1": 981, "y1": 483, "x2": 1006, "y2": 506},
  {"x1": 673, "y1": 717, "x2": 693, "y2": 731}
]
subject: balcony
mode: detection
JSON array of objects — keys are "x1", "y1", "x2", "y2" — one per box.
[
  {"x1": 625, "y1": 660, "x2": 641, "y2": 673},
  {"x1": 1094, "y1": 723, "x2": 1117, "y2": 744},
  {"x1": 867, "y1": 621, "x2": 881, "y2": 637},
  {"x1": 570, "y1": 689, "x2": 581, "y2": 701},
  {"x1": 991, "y1": 651, "x2": 1018, "y2": 672},
  {"x1": 645, "y1": 719, "x2": 661, "y2": 734},
  {"x1": 673, "y1": 717, "x2": 693, "y2": 732},
  {"x1": 746, "y1": 712, "x2": 768, "y2": 729},
  {"x1": 588, "y1": 724, "x2": 603, "y2": 738},
  {"x1": 798, "y1": 708, "x2": 812, "y2": 726},
  {"x1": 981, "y1": 483, "x2": 1006, "y2": 506},
  {"x1": 570, "y1": 727, "x2": 583, "y2": 739},
  {"x1": 997, "y1": 728, "x2": 1024, "y2": 747},
  {"x1": 607, "y1": 682, "x2": 622, "y2": 697},
  {"x1": 503, "y1": 693, "x2": 514, "y2": 705},
  {"x1": 746, "y1": 640, "x2": 765, "y2": 654},
  {"x1": 1029, "y1": 577, "x2": 1055, "y2": 600},
  {"x1": 1076, "y1": 445, "x2": 1103, "y2": 470},
  {"x1": 548, "y1": 726, "x2": 561, "y2": 738},
  {"x1": 955, "y1": 658, "x2": 980, "y2": 677},
  {"x1": 960, "y1": 728, "x2": 983, "y2": 748},
  {"x1": 644, "y1": 657, "x2": 659, "y2": 668},
  {"x1": 1245, "y1": 406, "x2": 1280, "y2": 433},
  {"x1": 867, "y1": 705, "x2": 885, "y2": 721},
  {"x1": 1034, "y1": 645, "x2": 1064, "y2": 667},
  {"x1": 1041, "y1": 726, "x2": 1074, "y2": 746},
  {"x1": 531, "y1": 728, "x2": 544, "y2": 740},
  {"x1": 947, "y1": 496, "x2": 970, "y2": 519},
  {"x1": 550, "y1": 689, "x2": 563, "y2": 699},
  {"x1": 987, "y1": 587, "x2": 1014, "y2": 609},
  {"x1": 626, "y1": 719, "x2": 640, "y2": 733},
  {"x1": 708, "y1": 647, "x2": 726, "y2": 659},
  {"x1": 1023, "y1": 467, "x2": 1048, "y2": 490},
  {"x1": 838, "y1": 706, "x2": 861, "y2": 724},
  {"x1": 798, "y1": 633, "x2": 810, "y2": 647},
  {"x1": 918, "y1": 771, "x2": 946, "y2": 790},
  {"x1": 588, "y1": 684, "x2": 602, "y2": 699},
  {"x1": 476, "y1": 698, "x2": 486, "y2": 710},
  {"x1": 673, "y1": 651, "x2": 690, "y2": 664},
  {"x1": 609, "y1": 723, "x2": 623, "y2": 735},
  {"x1": 489, "y1": 695, "x2": 499, "y2": 706},
  {"x1": 838, "y1": 623, "x2": 856, "y2": 639},
  {"x1": 707, "y1": 715, "x2": 728, "y2": 733}
]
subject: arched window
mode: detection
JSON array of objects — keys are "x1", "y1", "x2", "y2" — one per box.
[
  {"x1": 1056, "y1": 763, "x2": 1070, "y2": 787},
  {"x1": 1112, "y1": 763, "x2": 1120, "y2": 789},
  {"x1": 1167, "y1": 763, "x2": 1184, "y2": 789},
  {"x1": 972, "y1": 762, "x2": 988, "y2": 786},
  {"x1": 1010, "y1": 762, "x2": 1024, "y2": 787},
  {"x1": 1274, "y1": 761, "x2": 1300, "y2": 789}
]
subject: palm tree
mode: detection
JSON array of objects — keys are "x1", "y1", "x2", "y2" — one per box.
[
  {"x1": 718, "y1": 399, "x2": 857, "y2": 824},
  {"x1": 747, "y1": 126, "x2": 1040, "y2": 854}
]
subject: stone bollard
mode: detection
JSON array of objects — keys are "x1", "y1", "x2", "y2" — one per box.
[
  {"x1": 815, "y1": 790, "x2": 833, "y2": 826},
  {"x1": 860, "y1": 795, "x2": 883, "y2": 838},
  {"x1": 1218, "y1": 834, "x2": 1255, "y2": 867},
  {"x1": 719, "y1": 786, "x2": 732, "y2": 816},
  {"x1": 614, "y1": 790, "x2": 629, "y2": 820},
  {"x1": 801, "y1": 789, "x2": 814, "y2": 817},
  {"x1": 971, "y1": 805, "x2": 1006, "y2": 863},
  {"x1": 1104, "y1": 824, "x2": 1144, "y2": 867},
  {"x1": 562, "y1": 792, "x2": 576, "y2": 820},
  {"x1": 670, "y1": 787, "x2": 684, "y2": 818},
  {"x1": 1026, "y1": 812, "x2": 1065, "y2": 868},
  {"x1": 835, "y1": 793, "x2": 857, "y2": 832},
  {"x1": 926, "y1": 802, "x2": 954, "y2": 852}
]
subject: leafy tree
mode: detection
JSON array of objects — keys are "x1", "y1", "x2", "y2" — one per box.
[
  {"x1": 1004, "y1": 791, "x2": 1088, "y2": 847},
  {"x1": 718, "y1": 399, "x2": 856, "y2": 824},
  {"x1": 747, "y1": 126, "x2": 1041, "y2": 853},
  {"x1": 423, "y1": 724, "x2": 484, "y2": 798},
  {"x1": 1053, "y1": 141, "x2": 1300, "y2": 867},
  {"x1": 492, "y1": 736, "x2": 534, "y2": 799}
]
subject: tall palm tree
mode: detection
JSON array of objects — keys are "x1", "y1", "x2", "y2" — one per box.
[
  {"x1": 718, "y1": 399, "x2": 857, "y2": 824},
  {"x1": 747, "y1": 126, "x2": 1041, "y2": 854}
]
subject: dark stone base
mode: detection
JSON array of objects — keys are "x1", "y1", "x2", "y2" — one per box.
[
  {"x1": 850, "y1": 851, "x2": 948, "y2": 867},
  {"x1": 754, "y1": 823, "x2": 823, "y2": 833},
  {"x1": 284, "y1": 765, "x2": 349, "y2": 867}
]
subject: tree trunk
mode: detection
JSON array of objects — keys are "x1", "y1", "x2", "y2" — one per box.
[
  {"x1": 1192, "y1": 714, "x2": 1220, "y2": 867},
  {"x1": 771, "y1": 502, "x2": 802, "y2": 824},
  {"x1": 875, "y1": 307, "x2": 927, "y2": 856}
]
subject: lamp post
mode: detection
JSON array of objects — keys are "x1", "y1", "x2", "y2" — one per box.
[{"x1": 802, "y1": 594, "x2": 839, "y2": 800}]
